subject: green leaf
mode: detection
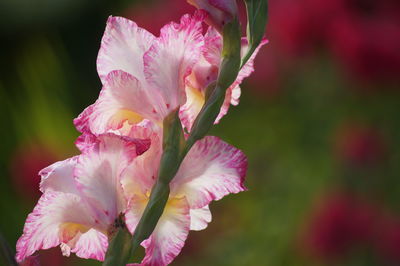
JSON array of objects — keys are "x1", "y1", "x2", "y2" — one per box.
[{"x1": 242, "y1": 0, "x2": 268, "y2": 67}]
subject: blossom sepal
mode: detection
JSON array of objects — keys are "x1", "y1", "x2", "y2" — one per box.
[
  {"x1": 242, "y1": 0, "x2": 268, "y2": 66},
  {"x1": 159, "y1": 109, "x2": 186, "y2": 184}
]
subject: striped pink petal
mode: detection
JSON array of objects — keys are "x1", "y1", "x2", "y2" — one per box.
[
  {"x1": 143, "y1": 11, "x2": 206, "y2": 118},
  {"x1": 74, "y1": 133, "x2": 140, "y2": 227},
  {"x1": 190, "y1": 205, "x2": 212, "y2": 231},
  {"x1": 128, "y1": 197, "x2": 190, "y2": 266},
  {"x1": 97, "y1": 16, "x2": 155, "y2": 84},
  {"x1": 16, "y1": 191, "x2": 96, "y2": 262},
  {"x1": 39, "y1": 156, "x2": 79, "y2": 195},
  {"x1": 67, "y1": 229, "x2": 108, "y2": 261},
  {"x1": 74, "y1": 71, "x2": 159, "y2": 135},
  {"x1": 171, "y1": 136, "x2": 247, "y2": 208}
]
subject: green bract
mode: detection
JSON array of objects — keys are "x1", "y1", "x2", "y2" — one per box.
[{"x1": 242, "y1": 0, "x2": 268, "y2": 67}]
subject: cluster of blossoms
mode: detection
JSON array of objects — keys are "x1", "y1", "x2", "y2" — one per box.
[{"x1": 16, "y1": 1, "x2": 266, "y2": 265}]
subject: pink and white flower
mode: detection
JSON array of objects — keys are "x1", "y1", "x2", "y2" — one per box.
[
  {"x1": 16, "y1": 126, "x2": 247, "y2": 266},
  {"x1": 180, "y1": 27, "x2": 268, "y2": 130},
  {"x1": 15, "y1": 133, "x2": 149, "y2": 263},
  {"x1": 121, "y1": 128, "x2": 247, "y2": 265},
  {"x1": 74, "y1": 11, "x2": 206, "y2": 135},
  {"x1": 74, "y1": 11, "x2": 266, "y2": 136}
]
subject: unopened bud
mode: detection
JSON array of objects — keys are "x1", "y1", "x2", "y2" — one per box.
[{"x1": 187, "y1": 0, "x2": 238, "y2": 33}]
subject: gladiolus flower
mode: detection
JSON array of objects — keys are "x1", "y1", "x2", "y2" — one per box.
[
  {"x1": 121, "y1": 128, "x2": 247, "y2": 265},
  {"x1": 74, "y1": 11, "x2": 206, "y2": 135},
  {"x1": 15, "y1": 133, "x2": 149, "y2": 262},
  {"x1": 187, "y1": 0, "x2": 238, "y2": 33},
  {"x1": 18, "y1": 3, "x2": 256, "y2": 264},
  {"x1": 17, "y1": 125, "x2": 247, "y2": 265},
  {"x1": 74, "y1": 11, "x2": 266, "y2": 135}
]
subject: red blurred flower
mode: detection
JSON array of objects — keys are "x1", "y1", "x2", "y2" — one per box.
[
  {"x1": 375, "y1": 215, "x2": 400, "y2": 264},
  {"x1": 24, "y1": 248, "x2": 68, "y2": 266},
  {"x1": 301, "y1": 193, "x2": 379, "y2": 261},
  {"x1": 19, "y1": 255, "x2": 40, "y2": 266},
  {"x1": 334, "y1": 123, "x2": 387, "y2": 167},
  {"x1": 10, "y1": 143, "x2": 57, "y2": 201},
  {"x1": 324, "y1": 0, "x2": 400, "y2": 85},
  {"x1": 329, "y1": 15, "x2": 400, "y2": 85},
  {"x1": 268, "y1": 0, "x2": 400, "y2": 86},
  {"x1": 124, "y1": 0, "x2": 196, "y2": 36}
]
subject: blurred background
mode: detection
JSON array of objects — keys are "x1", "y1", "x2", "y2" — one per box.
[{"x1": 1, "y1": 0, "x2": 400, "y2": 265}]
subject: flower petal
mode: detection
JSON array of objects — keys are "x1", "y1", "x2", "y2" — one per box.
[
  {"x1": 70, "y1": 229, "x2": 108, "y2": 261},
  {"x1": 74, "y1": 133, "x2": 139, "y2": 227},
  {"x1": 16, "y1": 191, "x2": 94, "y2": 262},
  {"x1": 97, "y1": 16, "x2": 156, "y2": 84},
  {"x1": 129, "y1": 197, "x2": 190, "y2": 266},
  {"x1": 39, "y1": 156, "x2": 79, "y2": 195},
  {"x1": 74, "y1": 71, "x2": 160, "y2": 135},
  {"x1": 215, "y1": 38, "x2": 268, "y2": 122},
  {"x1": 143, "y1": 11, "x2": 206, "y2": 118},
  {"x1": 202, "y1": 27, "x2": 223, "y2": 66},
  {"x1": 171, "y1": 136, "x2": 247, "y2": 208},
  {"x1": 190, "y1": 205, "x2": 212, "y2": 231},
  {"x1": 121, "y1": 126, "x2": 161, "y2": 198}
]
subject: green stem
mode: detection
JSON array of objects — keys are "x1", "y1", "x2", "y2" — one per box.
[
  {"x1": 129, "y1": 181, "x2": 170, "y2": 255},
  {"x1": 103, "y1": 225, "x2": 132, "y2": 266}
]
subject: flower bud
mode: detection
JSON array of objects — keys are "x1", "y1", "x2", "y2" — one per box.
[{"x1": 187, "y1": 0, "x2": 238, "y2": 33}]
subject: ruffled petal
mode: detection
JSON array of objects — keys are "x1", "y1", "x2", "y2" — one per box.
[
  {"x1": 16, "y1": 191, "x2": 94, "y2": 262},
  {"x1": 39, "y1": 156, "x2": 79, "y2": 195},
  {"x1": 236, "y1": 38, "x2": 269, "y2": 88},
  {"x1": 129, "y1": 197, "x2": 190, "y2": 266},
  {"x1": 215, "y1": 38, "x2": 268, "y2": 122},
  {"x1": 70, "y1": 229, "x2": 108, "y2": 261},
  {"x1": 97, "y1": 16, "x2": 156, "y2": 84},
  {"x1": 73, "y1": 104, "x2": 94, "y2": 134},
  {"x1": 74, "y1": 133, "x2": 139, "y2": 227},
  {"x1": 179, "y1": 56, "x2": 219, "y2": 131},
  {"x1": 75, "y1": 132, "x2": 99, "y2": 153},
  {"x1": 121, "y1": 126, "x2": 161, "y2": 198},
  {"x1": 74, "y1": 71, "x2": 160, "y2": 135},
  {"x1": 190, "y1": 205, "x2": 212, "y2": 231},
  {"x1": 143, "y1": 11, "x2": 206, "y2": 118},
  {"x1": 171, "y1": 136, "x2": 247, "y2": 208},
  {"x1": 202, "y1": 27, "x2": 223, "y2": 66}
]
